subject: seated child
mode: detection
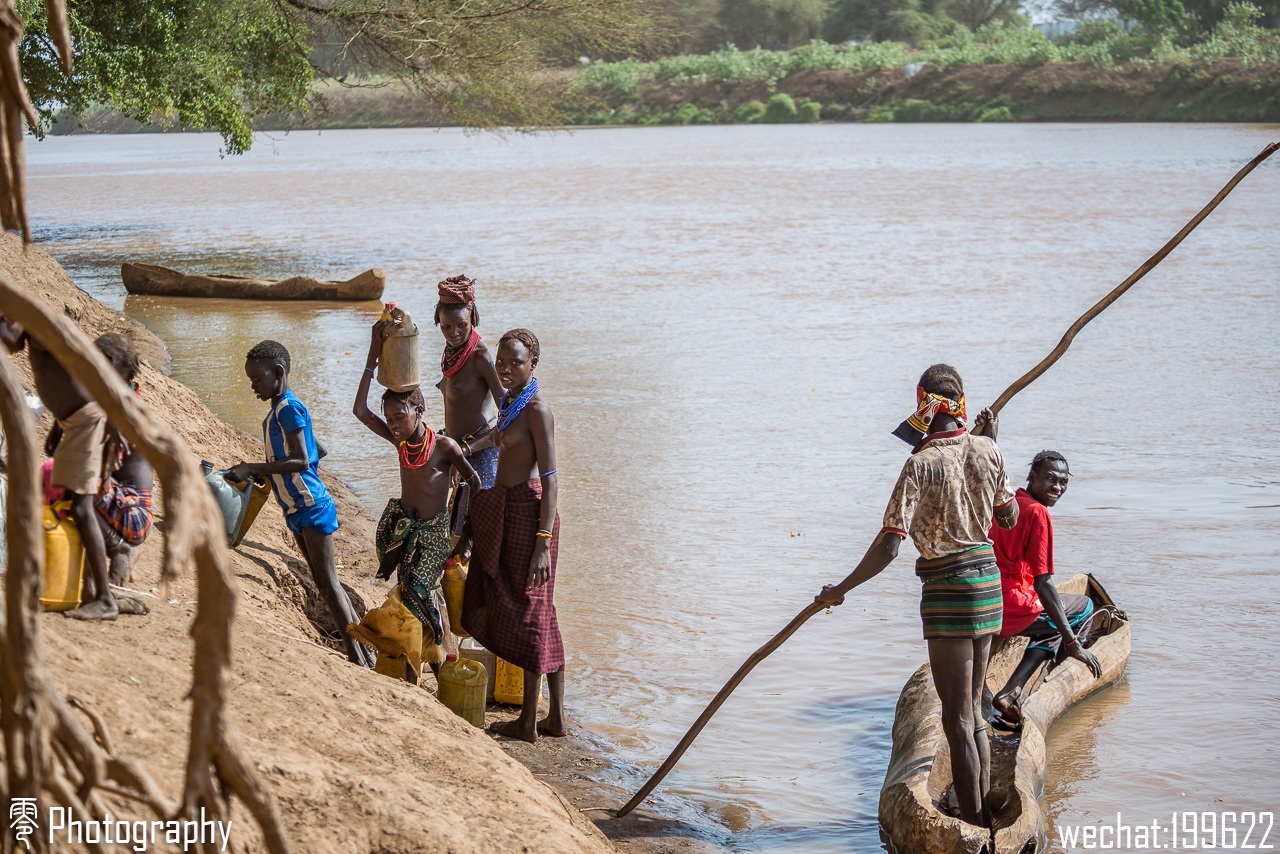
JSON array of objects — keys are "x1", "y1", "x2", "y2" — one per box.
[
  {"x1": 354, "y1": 319, "x2": 482, "y2": 681},
  {"x1": 93, "y1": 334, "x2": 154, "y2": 585},
  {"x1": 227, "y1": 340, "x2": 371, "y2": 667},
  {"x1": 1, "y1": 316, "x2": 115, "y2": 621}
]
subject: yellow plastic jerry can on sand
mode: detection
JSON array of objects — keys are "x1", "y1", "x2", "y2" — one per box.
[
  {"x1": 459, "y1": 637, "x2": 497, "y2": 702},
  {"x1": 494, "y1": 656, "x2": 543, "y2": 706},
  {"x1": 441, "y1": 557, "x2": 469, "y2": 638},
  {"x1": 375, "y1": 653, "x2": 418, "y2": 684},
  {"x1": 41, "y1": 501, "x2": 85, "y2": 612},
  {"x1": 437, "y1": 655, "x2": 488, "y2": 728}
]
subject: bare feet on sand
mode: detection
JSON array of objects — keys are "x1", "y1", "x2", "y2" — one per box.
[
  {"x1": 491, "y1": 718, "x2": 538, "y2": 744},
  {"x1": 537, "y1": 716, "x2": 567, "y2": 738},
  {"x1": 66, "y1": 598, "x2": 119, "y2": 621}
]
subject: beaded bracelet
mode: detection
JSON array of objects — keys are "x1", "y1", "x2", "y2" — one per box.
[
  {"x1": 535, "y1": 530, "x2": 553, "y2": 539},
  {"x1": 1064, "y1": 636, "x2": 1080, "y2": 647},
  {"x1": 540, "y1": 468, "x2": 557, "y2": 477}
]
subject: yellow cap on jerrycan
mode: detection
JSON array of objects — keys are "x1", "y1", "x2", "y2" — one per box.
[
  {"x1": 494, "y1": 657, "x2": 543, "y2": 706},
  {"x1": 376, "y1": 303, "x2": 420, "y2": 392},
  {"x1": 41, "y1": 501, "x2": 86, "y2": 612},
  {"x1": 437, "y1": 655, "x2": 487, "y2": 728}
]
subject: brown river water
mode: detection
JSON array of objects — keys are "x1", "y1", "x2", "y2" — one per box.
[{"x1": 28, "y1": 124, "x2": 1280, "y2": 852}]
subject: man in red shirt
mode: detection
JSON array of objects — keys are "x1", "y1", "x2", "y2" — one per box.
[{"x1": 989, "y1": 450, "x2": 1101, "y2": 729}]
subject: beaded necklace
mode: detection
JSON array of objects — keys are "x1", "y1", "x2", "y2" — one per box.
[
  {"x1": 496, "y1": 377, "x2": 539, "y2": 431},
  {"x1": 397, "y1": 427, "x2": 436, "y2": 470},
  {"x1": 441, "y1": 329, "x2": 481, "y2": 377}
]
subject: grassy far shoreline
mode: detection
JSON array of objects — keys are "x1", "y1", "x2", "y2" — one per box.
[{"x1": 51, "y1": 11, "x2": 1280, "y2": 134}]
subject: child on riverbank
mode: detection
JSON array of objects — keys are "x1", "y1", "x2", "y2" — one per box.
[
  {"x1": 0, "y1": 316, "x2": 116, "y2": 620},
  {"x1": 355, "y1": 320, "x2": 482, "y2": 681},
  {"x1": 435, "y1": 275, "x2": 503, "y2": 490},
  {"x1": 93, "y1": 333, "x2": 154, "y2": 586},
  {"x1": 458, "y1": 329, "x2": 565, "y2": 743},
  {"x1": 228, "y1": 340, "x2": 371, "y2": 667}
]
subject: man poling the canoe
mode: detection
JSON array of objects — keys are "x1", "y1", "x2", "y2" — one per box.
[{"x1": 612, "y1": 139, "x2": 1279, "y2": 827}]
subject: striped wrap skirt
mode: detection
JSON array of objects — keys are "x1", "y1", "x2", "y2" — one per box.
[{"x1": 916, "y1": 546, "x2": 1003, "y2": 640}]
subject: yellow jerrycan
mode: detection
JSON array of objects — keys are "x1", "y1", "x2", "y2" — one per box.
[
  {"x1": 376, "y1": 303, "x2": 420, "y2": 392},
  {"x1": 441, "y1": 556, "x2": 469, "y2": 638},
  {"x1": 437, "y1": 654, "x2": 488, "y2": 728},
  {"x1": 494, "y1": 657, "x2": 543, "y2": 706},
  {"x1": 460, "y1": 637, "x2": 497, "y2": 702},
  {"x1": 41, "y1": 501, "x2": 85, "y2": 612}
]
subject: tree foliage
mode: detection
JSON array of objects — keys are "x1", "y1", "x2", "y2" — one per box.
[
  {"x1": 17, "y1": 0, "x2": 656, "y2": 153},
  {"x1": 824, "y1": 0, "x2": 958, "y2": 41},
  {"x1": 718, "y1": 0, "x2": 831, "y2": 48}
]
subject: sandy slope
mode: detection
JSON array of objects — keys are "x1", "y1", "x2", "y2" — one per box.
[{"x1": 0, "y1": 233, "x2": 614, "y2": 853}]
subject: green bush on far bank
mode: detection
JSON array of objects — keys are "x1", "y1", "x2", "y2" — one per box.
[
  {"x1": 563, "y1": 2, "x2": 1279, "y2": 127},
  {"x1": 763, "y1": 92, "x2": 798, "y2": 121},
  {"x1": 572, "y1": 4, "x2": 1280, "y2": 102}
]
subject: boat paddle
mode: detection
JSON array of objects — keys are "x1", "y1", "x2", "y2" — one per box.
[{"x1": 613, "y1": 139, "x2": 1278, "y2": 819}]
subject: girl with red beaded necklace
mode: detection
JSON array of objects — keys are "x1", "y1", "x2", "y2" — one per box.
[
  {"x1": 434, "y1": 275, "x2": 504, "y2": 490},
  {"x1": 355, "y1": 319, "x2": 482, "y2": 679}
]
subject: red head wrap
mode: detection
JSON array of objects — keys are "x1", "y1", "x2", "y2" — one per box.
[{"x1": 437, "y1": 275, "x2": 475, "y2": 306}]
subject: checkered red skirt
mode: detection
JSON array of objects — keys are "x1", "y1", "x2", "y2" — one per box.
[{"x1": 461, "y1": 479, "x2": 564, "y2": 674}]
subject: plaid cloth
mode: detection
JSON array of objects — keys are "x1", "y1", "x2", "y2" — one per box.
[
  {"x1": 95, "y1": 477, "x2": 154, "y2": 546},
  {"x1": 461, "y1": 479, "x2": 564, "y2": 674},
  {"x1": 376, "y1": 499, "x2": 452, "y2": 644}
]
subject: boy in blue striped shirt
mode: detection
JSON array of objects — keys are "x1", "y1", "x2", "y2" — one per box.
[{"x1": 228, "y1": 340, "x2": 371, "y2": 667}]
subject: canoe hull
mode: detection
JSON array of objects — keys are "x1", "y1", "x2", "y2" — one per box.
[
  {"x1": 879, "y1": 573, "x2": 1131, "y2": 854},
  {"x1": 121, "y1": 263, "x2": 385, "y2": 301}
]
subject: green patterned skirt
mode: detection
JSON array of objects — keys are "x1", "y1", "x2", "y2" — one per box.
[{"x1": 376, "y1": 499, "x2": 452, "y2": 644}]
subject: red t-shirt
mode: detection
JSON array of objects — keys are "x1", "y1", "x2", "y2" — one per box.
[{"x1": 989, "y1": 488, "x2": 1053, "y2": 636}]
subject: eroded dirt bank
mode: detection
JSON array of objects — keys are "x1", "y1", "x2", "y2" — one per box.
[{"x1": 0, "y1": 234, "x2": 721, "y2": 853}]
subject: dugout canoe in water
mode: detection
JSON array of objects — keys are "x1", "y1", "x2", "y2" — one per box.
[
  {"x1": 879, "y1": 573, "x2": 1131, "y2": 854},
  {"x1": 121, "y1": 263, "x2": 385, "y2": 301}
]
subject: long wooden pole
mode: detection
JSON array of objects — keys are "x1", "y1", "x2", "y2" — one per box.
[
  {"x1": 615, "y1": 601, "x2": 826, "y2": 817},
  {"x1": 614, "y1": 140, "x2": 1278, "y2": 820},
  {"x1": 989, "y1": 140, "x2": 1278, "y2": 413}
]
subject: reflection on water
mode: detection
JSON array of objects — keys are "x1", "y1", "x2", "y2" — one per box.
[{"x1": 27, "y1": 124, "x2": 1280, "y2": 852}]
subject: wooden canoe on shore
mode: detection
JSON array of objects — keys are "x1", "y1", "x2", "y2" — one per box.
[
  {"x1": 121, "y1": 263, "x2": 385, "y2": 301},
  {"x1": 879, "y1": 573, "x2": 1131, "y2": 854}
]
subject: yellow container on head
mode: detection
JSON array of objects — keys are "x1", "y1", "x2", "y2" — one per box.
[
  {"x1": 376, "y1": 305, "x2": 420, "y2": 393},
  {"x1": 41, "y1": 501, "x2": 85, "y2": 612}
]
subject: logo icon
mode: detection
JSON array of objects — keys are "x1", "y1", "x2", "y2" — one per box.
[{"x1": 8, "y1": 797, "x2": 38, "y2": 850}]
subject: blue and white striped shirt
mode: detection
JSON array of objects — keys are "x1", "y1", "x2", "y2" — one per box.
[{"x1": 263, "y1": 390, "x2": 331, "y2": 515}]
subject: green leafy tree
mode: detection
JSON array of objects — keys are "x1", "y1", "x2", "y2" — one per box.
[
  {"x1": 1055, "y1": 0, "x2": 1276, "y2": 31},
  {"x1": 1177, "y1": 0, "x2": 1279, "y2": 28},
  {"x1": 719, "y1": 0, "x2": 832, "y2": 48},
  {"x1": 823, "y1": 0, "x2": 957, "y2": 42},
  {"x1": 1106, "y1": 0, "x2": 1189, "y2": 29},
  {"x1": 943, "y1": 0, "x2": 1024, "y2": 29},
  {"x1": 18, "y1": 0, "x2": 655, "y2": 154}
]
